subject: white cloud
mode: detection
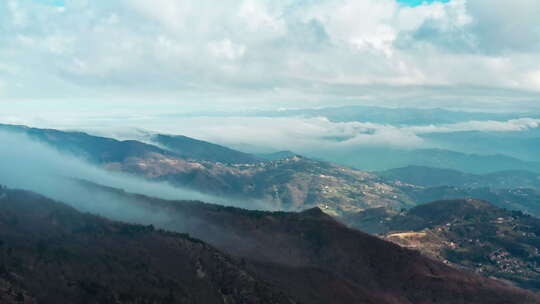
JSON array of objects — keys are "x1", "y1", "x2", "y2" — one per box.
[
  {"x1": 409, "y1": 118, "x2": 540, "y2": 134},
  {"x1": 238, "y1": 1, "x2": 285, "y2": 35},
  {"x1": 0, "y1": 0, "x2": 539, "y2": 109},
  {"x1": 208, "y1": 39, "x2": 246, "y2": 60},
  {"x1": 146, "y1": 116, "x2": 539, "y2": 152}
]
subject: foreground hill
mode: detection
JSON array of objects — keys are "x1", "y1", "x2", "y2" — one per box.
[
  {"x1": 350, "y1": 199, "x2": 540, "y2": 290},
  {"x1": 0, "y1": 187, "x2": 293, "y2": 304},
  {"x1": 49, "y1": 181, "x2": 540, "y2": 304}
]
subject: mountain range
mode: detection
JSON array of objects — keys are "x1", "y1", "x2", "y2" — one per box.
[
  {"x1": 0, "y1": 124, "x2": 413, "y2": 215},
  {"x1": 3, "y1": 123, "x2": 540, "y2": 302},
  {"x1": 2, "y1": 185, "x2": 538, "y2": 303},
  {"x1": 0, "y1": 187, "x2": 294, "y2": 304}
]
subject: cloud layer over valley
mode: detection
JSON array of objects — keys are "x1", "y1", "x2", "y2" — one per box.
[{"x1": 50, "y1": 115, "x2": 540, "y2": 154}]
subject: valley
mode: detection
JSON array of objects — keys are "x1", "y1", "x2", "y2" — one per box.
[{"x1": 350, "y1": 199, "x2": 540, "y2": 290}]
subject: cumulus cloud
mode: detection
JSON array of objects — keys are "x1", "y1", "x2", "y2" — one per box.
[{"x1": 0, "y1": 0, "x2": 539, "y2": 109}]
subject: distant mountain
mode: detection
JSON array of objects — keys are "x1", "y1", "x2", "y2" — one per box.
[
  {"x1": 180, "y1": 107, "x2": 540, "y2": 168},
  {"x1": 376, "y1": 166, "x2": 540, "y2": 218},
  {"x1": 401, "y1": 186, "x2": 540, "y2": 218},
  {"x1": 253, "y1": 106, "x2": 540, "y2": 171},
  {"x1": 0, "y1": 187, "x2": 294, "y2": 304},
  {"x1": 379, "y1": 166, "x2": 540, "y2": 189},
  {"x1": 325, "y1": 147, "x2": 540, "y2": 174},
  {"x1": 152, "y1": 134, "x2": 263, "y2": 164},
  {"x1": 349, "y1": 199, "x2": 540, "y2": 290},
  {"x1": 421, "y1": 131, "x2": 540, "y2": 162},
  {"x1": 37, "y1": 182, "x2": 540, "y2": 304},
  {"x1": 255, "y1": 105, "x2": 533, "y2": 125}
]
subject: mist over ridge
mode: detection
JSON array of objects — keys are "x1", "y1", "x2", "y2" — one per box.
[{"x1": 0, "y1": 130, "x2": 267, "y2": 225}]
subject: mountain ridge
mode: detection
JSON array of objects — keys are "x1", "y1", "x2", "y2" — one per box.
[
  {"x1": 0, "y1": 124, "x2": 414, "y2": 215},
  {"x1": 0, "y1": 186, "x2": 296, "y2": 304},
  {"x1": 152, "y1": 134, "x2": 264, "y2": 164},
  {"x1": 3, "y1": 185, "x2": 539, "y2": 303}
]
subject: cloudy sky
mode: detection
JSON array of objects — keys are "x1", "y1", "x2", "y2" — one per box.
[{"x1": 1, "y1": 0, "x2": 539, "y2": 119}]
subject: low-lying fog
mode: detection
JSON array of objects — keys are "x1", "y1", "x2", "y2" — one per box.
[{"x1": 0, "y1": 130, "x2": 263, "y2": 226}]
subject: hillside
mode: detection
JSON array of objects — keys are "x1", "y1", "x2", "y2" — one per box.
[
  {"x1": 26, "y1": 182, "x2": 540, "y2": 304},
  {"x1": 401, "y1": 185, "x2": 540, "y2": 218},
  {"x1": 107, "y1": 155, "x2": 414, "y2": 214},
  {"x1": 350, "y1": 199, "x2": 540, "y2": 290},
  {"x1": 152, "y1": 134, "x2": 263, "y2": 164},
  {"x1": 0, "y1": 124, "x2": 412, "y2": 215},
  {"x1": 0, "y1": 187, "x2": 294, "y2": 304},
  {"x1": 256, "y1": 151, "x2": 298, "y2": 161},
  {"x1": 4, "y1": 124, "x2": 540, "y2": 221},
  {"x1": 0, "y1": 124, "x2": 176, "y2": 164}
]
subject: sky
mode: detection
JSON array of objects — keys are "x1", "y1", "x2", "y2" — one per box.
[{"x1": 1, "y1": 0, "x2": 540, "y2": 122}]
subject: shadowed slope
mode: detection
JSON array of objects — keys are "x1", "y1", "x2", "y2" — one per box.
[
  {"x1": 0, "y1": 187, "x2": 294, "y2": 304},
  {"x1": 69, "y1": 183, "x2": 540, "y2": 304}
]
